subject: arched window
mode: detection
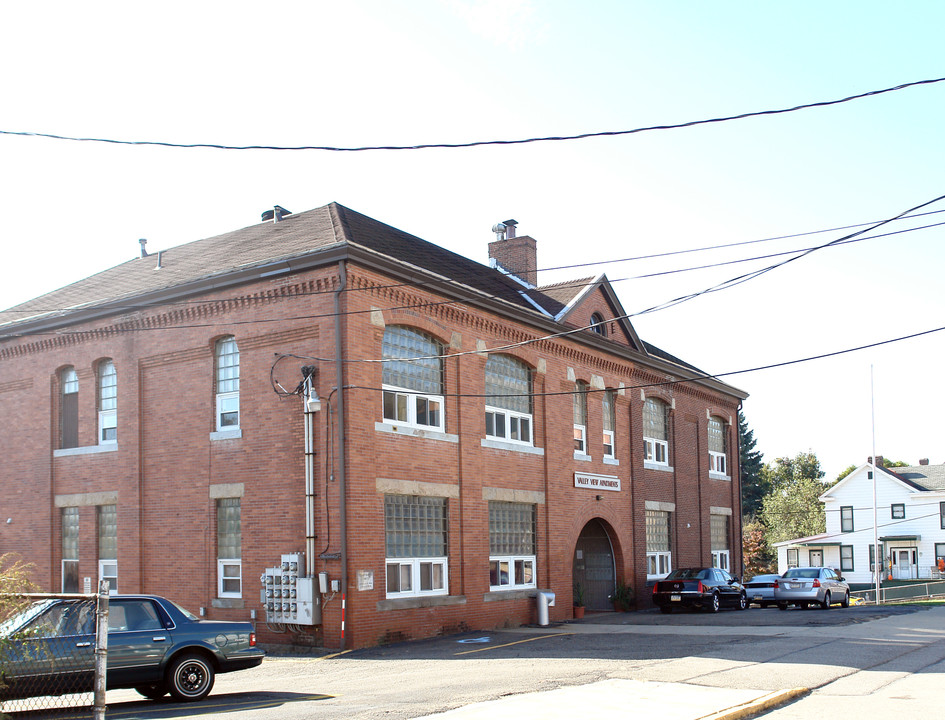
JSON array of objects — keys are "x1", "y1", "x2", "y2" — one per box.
[
  {"x1": 215, "y1": 336, "x2": 240, "y2": 431},
  {"x1": 602, "y1": 389, "x2": 615, "y2": 459},
  {"x1": 484, "y1": 354, "x2": 532, "y2": 445},
  {"x1": 98, "y1": 360, "x2": 117, "y2": 444},
  {"x1": 590, "y1": 313, "x2": 607, "y2": 336},
  {"x1": 60, "y1": 366, "x2": 79, "y2": 449},
  {"x1": 643, "y1": 397, "x2": 669, "y2": 466},
  {"x1": 573, "y1": 381, "x2": 588, "y2": 455},
  {"x1": 708, "y1": 416, "x2": 727, "y2": 476},
  {"x1": 381, "y1": 326, "x2": 444, "y2": 430}
]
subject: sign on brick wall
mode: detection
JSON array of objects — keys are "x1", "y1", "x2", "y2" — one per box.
[{"x1": 574, "y1": 472, "x2": 621, "y2": 492}]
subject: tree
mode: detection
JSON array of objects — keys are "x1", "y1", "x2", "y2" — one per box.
[
  {"x1": 742, "y1": 516, "x2": 775, "y2": 577},
  {"x1": 738, "y1": 409, "x2": 766, "y2": 518},
  {"x1": 760, "y1": 451, "x2": 827, "y2": 544}
]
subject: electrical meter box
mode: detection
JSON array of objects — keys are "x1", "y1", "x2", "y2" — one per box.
[{"x1": 260, "y1": 553, "x2": 322, "y2": 625}]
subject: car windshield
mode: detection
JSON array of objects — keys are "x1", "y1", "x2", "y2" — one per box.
[
  {"x1": 665, "y1": 569, "x2": 710, "y2": 580},
  {"x1": 784, "y1": 568, "x2": 820, "y2": 579},
  {"x1": 0, "y1": 600, "x2": 56, "y2": 638}
]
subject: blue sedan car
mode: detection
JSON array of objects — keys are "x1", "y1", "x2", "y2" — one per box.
[{"x1": 0, "y1": 594, "x2": 264, "y2": 702}]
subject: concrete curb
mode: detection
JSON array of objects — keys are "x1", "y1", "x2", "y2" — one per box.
[{"x1": 702, "y1": 687, "x2": 810, "y2": 720}]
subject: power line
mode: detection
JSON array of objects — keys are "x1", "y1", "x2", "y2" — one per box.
[{"x1": 2, "y1": 77, "x2": 943, "y2": 153}]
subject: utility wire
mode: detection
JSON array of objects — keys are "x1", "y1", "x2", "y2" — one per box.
[{"x1": 2, "y1": 77, "x2": 943, "y2": 153}]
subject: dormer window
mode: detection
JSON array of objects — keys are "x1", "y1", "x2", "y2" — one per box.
[{"x1": 590, "y1": 313, "x2": 607, "y2": 336}]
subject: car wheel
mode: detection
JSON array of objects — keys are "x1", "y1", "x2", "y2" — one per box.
[
  {"x1": 709, "y1": 592, "x2": 720, "y2": 613},
  {"x1": 737, "y1": 593, "x2": 747, "y2": 610},
  {"x1": 841, "y1": 591, "x2": 850, "y2": 608},
  {"x1": 135, "y1": 684, "x2": 167, "y2": 700},
  {"x1": 777, "y1": 602, "x2": 787, "y2": 611},
  {"x1": 659, "y1": 606, "x2": 673, "y2": 614},
  {"x1": 821, "y1": 592, "x2": 831, "y2": 610},
  {"x1": 167, "y1": 653, "x2": 215, "y2": 702}
]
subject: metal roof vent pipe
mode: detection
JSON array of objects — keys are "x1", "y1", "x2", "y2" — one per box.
[
  {"x1": 261, "y1": 205, "x2": 292, "y2": 223},
  {"x1": 139, "y1": 238, "x2": 148, "y2": 257}
]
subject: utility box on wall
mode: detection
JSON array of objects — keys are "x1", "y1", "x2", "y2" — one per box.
[{"x1": 261, "y1": 553, "x2": 322, "y2": 626}]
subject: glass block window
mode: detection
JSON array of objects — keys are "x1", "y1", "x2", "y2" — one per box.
[
  {"x1": 62, "y1": 507, "x2": 79, "y2": 593},
  {"x1": 385, "y1": 495, "x2": 449, "y2": 597},
  {"x1": 573, "y1": 381, "x2": 588, "y2": 454},
  {"x1": 217, "y1": 498, "x2": 242, "y2": 597},
  {"x1": 382, "y1": 326, "x2": 443, "y2": 394},
  {"x1": 646, "y1": 510, "x2": 671, "y2": 553},
  {"x1": 484, "y1": 355, "x2": 531, "y2": 414},
  {"x1": 385, "y1": 495, "x2": 448, "y2": 558},
  {"x1": 708, "y1": 417, "x2": 725, "y2": 454},
  {"x1": 489, "y1": 502, "x2": 536, "y2": 590},
  {"x1": 489, "y1": 502, "x2": 535, "y2": 555},
  {"x1": 98, "y1": 505, "x2": 117, "y2": 560},
  {"x1": 711, "y1": 514, "x2": 729, "y2": 551}
]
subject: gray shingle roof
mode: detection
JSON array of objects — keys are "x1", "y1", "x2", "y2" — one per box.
[{"x1": 887, "y1": 464, "x2": 945, "y2": 492}]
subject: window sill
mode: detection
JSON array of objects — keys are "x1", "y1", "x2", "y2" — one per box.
[
  {"x1": 483, "y1": 588, "x2": 536, "y2": 602},
  {"x1": 709, "y1": 471, "x2": 731, "y2": 481},
  {"x1": 375, "y1": 422, "x2": 458, "y2": 443},
  {"x1": 377, "y1": 594, "x2": 466, "y2": 611},
  {"x1": 481, "y1": 438, "x2": 545, "y2": 456},
  {"x1": 643, "y1": 461, "x2": 673, "y2": 472},
  {"x1": 603, "y1": 457, "x2": 619, "y2": 466},
  {"x1": 54, "y1": 444, "x2": 118, "y2": 458},
  {"x1": 210, "y1": 429, "x2": 242, "y2": 441},
  {"x1": 574, "y1": 452, "x2": 592, "y2": 462},
  {"x1": 211, "y1": 598, "x2": 244, "y2": 609}
]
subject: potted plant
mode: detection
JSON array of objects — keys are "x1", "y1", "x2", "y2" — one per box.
[
  {"x1": 611, "y1": 581, "x2": 634, "y2": 612},
  {"x1": 573, "y1": 582, "x2": 586, "y2": 619}
]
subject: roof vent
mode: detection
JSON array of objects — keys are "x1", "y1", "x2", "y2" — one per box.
[
  {"x1": 262, "y1": 205, "x2": 292, "y2": 223},
  {"x1": 139, "y1": 238, "x2": 148, "y2": 258}
]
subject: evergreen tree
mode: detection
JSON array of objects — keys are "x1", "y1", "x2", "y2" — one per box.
[{"x1": 738, "y1": 409, "x2": 766, "y2": 518}]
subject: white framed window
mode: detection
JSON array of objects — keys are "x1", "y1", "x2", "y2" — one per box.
[
  {"x1": 98, "y1": 504, "x2": 117, "y2": 594},
  {"x1": 708, "y1": 416, "x2": 727, "y2": 476},
  {"x1": 217, "y1": 498, "x2": 242, "y2": 597},
  {"x1": 711, "y1": 514, "x2": 729, "y2": 571},
  {"x1": 215, "y1": 337, "x2": 240, "y2": 431},
  {"x1": 385, "y1": 495, "x2": 448, "y2": 598},
  {"x1": 573, "y1": 381, "x2": 588, "y2": 456},
  {"x1": 62, "y1": 507, "x2": 80, "y2": 593},
  {"x1": 643, "y1": 398, "x2": 669, "y2": 466},
  {"x1": 489, "y1": 502, "x2": 537, "y2": 590},
  {"x1": 98, "y1": 360, "x2": 117, "y2": 445},
  {"x1": 382, "y1": 326, "x2": 445, "y2": 431},
  {"x1": 61, "y1": 366, "x2": 79, "y2": 450},
  {"x1": 645, "y1": 509, "x2": 672, "y2": 579},
  {"x1": 484, "y1": 355, "x2": 533, "y2": 445},
  {"x1": 602, "y1": 390, "x2": 615, "y2": 459}
]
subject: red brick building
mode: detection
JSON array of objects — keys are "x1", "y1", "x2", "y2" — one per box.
[{"x1": 0, "y1": 204, "x2": 746, "y2": 649}]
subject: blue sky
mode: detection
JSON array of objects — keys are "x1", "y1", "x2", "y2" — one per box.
[{"x1": 2, "y1": 1, "x2": 943, "y2": 482}]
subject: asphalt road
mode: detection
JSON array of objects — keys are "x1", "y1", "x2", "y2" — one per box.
[{"x1": 24, "y1": 604, "x2": 945, "y2": 720}]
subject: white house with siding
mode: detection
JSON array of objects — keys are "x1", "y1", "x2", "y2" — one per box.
[{"x1": 774, "y1": 459, "x2": 945, "y2": 586}]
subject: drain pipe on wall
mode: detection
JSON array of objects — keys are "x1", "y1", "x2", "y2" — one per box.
[{"x1": 333, "y1": 261, "x2": 349, "y2": 649}]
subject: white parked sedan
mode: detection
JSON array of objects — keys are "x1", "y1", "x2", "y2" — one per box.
[{"x1": 774, "y1": 567, "x2": 850, "y2": 610}]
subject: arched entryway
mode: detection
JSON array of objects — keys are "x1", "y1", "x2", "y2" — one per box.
[{"x1": 572, "y1": 519, "x2": 616, "y2": 610}]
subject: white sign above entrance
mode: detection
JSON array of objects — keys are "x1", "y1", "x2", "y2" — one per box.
[{"x1": 574, "y1": 472, "x2": 621, "y2": 492}]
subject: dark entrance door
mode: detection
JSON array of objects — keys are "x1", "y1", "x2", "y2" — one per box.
[{"x1": 573, "y1": 519, "x2": 616, "y2": 610}]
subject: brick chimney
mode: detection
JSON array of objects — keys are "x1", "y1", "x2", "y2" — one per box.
[{"x1": 489, "y1": 219, "x2": 537, "y2": 286}]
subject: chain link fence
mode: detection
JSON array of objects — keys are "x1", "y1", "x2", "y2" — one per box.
[{"x1": 0, "y1": 588, "x2": 108, "y2": 718}]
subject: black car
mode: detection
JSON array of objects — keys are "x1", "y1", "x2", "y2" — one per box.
[
  {"x1": 0, "y1": 594, "x2": 264, "y2": 702},
  {"x1": 652, "y1": 567, "x2": 747, "y2": 613}
]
